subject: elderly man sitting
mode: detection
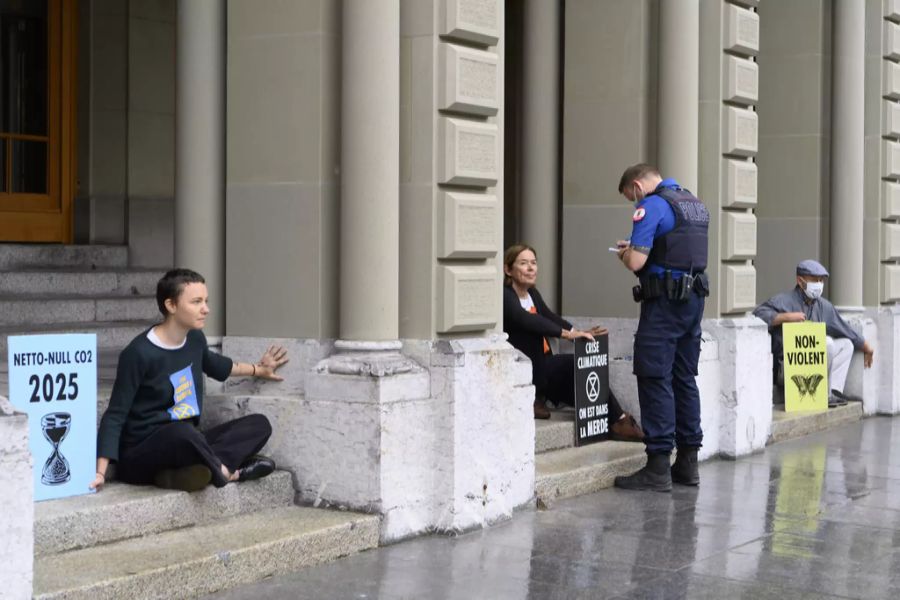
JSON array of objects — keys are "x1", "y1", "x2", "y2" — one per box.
[{"x1": 753, "y1": 259, "x2": 874, "y2": 407}]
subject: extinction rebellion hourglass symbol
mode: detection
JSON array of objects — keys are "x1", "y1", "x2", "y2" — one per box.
[{"x1": 41, "y1": 412, "x2": 72, "y2": 485}]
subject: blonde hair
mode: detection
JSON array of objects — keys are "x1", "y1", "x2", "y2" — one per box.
[{"x1": 503, "y1": 244, "x2": 537, "y2": 286}]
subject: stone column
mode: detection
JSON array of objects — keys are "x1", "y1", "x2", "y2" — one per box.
[
  {"x1": 658, "y1": 0, "x2": 699, "y2": 191},
  {"x1": 340, "y1": 0, "x2": 400, "y2": 343},
  {"x1": 830, "y1": 0, "x2": 865, "y2": 308},
  {"x1": 520, "y1": 0, "x2": 561, "y2": 309},
  {"x1": 175, "y1": 0, "x2": 225, "y2": 336}
]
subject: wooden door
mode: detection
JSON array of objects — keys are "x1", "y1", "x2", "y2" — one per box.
[{"x1": 0, "y1": 0, "x2": 76, "y2": 243}]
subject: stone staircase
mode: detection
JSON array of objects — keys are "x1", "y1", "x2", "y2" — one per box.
[
  {"x1": 0, "y1": 244, "x2": 163, "y2": 395},
  {"x1": 32, "y1": 471, "x2": 379, "y2": 599},
  {"x1": 533, "y1": 408, "x2": 645, "y2": 506}
]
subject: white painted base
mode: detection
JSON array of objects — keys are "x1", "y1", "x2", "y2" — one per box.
[
  {"x1": 867, "y1": 307, "x2": 900, "y2": 414},
  {"x1": 207, "y1": 335, "x2": 534, "y2": 544},
  {"x1": 0, "y1": 397, "x2": 33, "y2": 599}
]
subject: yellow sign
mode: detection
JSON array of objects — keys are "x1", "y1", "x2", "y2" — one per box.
[{"x1": 783, "y1": 322, "x2": 828, "y2": 412}]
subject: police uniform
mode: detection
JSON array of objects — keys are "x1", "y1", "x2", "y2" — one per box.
[{"x1": 615, "y1": 178, "x2": 710, "y2": 491}]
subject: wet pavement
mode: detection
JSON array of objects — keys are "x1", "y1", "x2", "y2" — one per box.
[{"x1": 207, "y1": 416, "x2": 900, "y2": 599}]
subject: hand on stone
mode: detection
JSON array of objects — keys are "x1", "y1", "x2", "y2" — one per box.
[
  {"x1": 862, "y1": 342, "x2": 874, "y2": 369},
  {"x1": 89, "y1": 472, "x2": 105, "y2": 491},
  {"x1": 256, "y1": 345, "x2": 289, "y2": 381},
  {"x1": 588, "y1": 325, "x2": 608, "y2": 337}
]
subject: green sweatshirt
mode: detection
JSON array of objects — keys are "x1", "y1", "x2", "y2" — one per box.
[{"x1": 97, "y1": 328, "x2": 233, "y2": 460}]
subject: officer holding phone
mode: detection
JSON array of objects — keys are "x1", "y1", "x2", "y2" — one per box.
[{"x1": 612, "y1": 163, "x2": 710, "y2": 492}]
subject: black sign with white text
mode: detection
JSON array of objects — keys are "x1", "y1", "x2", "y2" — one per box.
[{"x1": 574, "y1": 335, "x2": 610, "y2": 446}]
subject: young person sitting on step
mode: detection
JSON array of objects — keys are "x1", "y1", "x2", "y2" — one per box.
[{"x1": 90, "y1": 268, "x2": 289, "y2": 492}]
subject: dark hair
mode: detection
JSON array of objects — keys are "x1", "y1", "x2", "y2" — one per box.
[
  {"x1": 503, "y1": 244, "x2": 537, "y2": 286},
  {"x1": 156, "y1": 268, "x2": 206, "y2": 318},
  {"x1": 618, "y1": 163, "x2": 660, "y2": 193}
]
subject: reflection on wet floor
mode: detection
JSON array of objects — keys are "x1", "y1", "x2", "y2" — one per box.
[{"x1": 207, "y1": 416, "x2": 900, "y2": 600}]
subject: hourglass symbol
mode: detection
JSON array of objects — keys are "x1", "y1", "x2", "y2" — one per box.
[{"x1": 41, "y1": 412, "x2": 71, "y2": 485}]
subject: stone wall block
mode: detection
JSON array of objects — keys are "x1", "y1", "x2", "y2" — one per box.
[
  {"x1": 884, "y1": 60, "x2": 900, "y2": 100},
  {"x1": 722, "y1": 106, "x2": 758, "y2": 157},
  {"x1": 440, "y1": 0, "x2": 500, "y2": 46},
  {"x1": 889, "y1": 0, "x2": 900, "y2": 23},
  {"x1": 437, "y1": 192, "x2": 499, "y2": 259},
  {"x1": 439, "y1": 117, "x2": 499, "y2": 186},
  {"x1": 439, "y1": 44, "x2": 499, "y2": 116},
  {"x1": 723, "y1": 54, "x2": 758, "y2": 106},
  {"x1": 722, "y1": 263, "x2": 757, "y2": 313},
  {"x1": 437, "y1": 265, "x2": 499, "y2": 333},
  {"x1": 722, "y1": 211, "x2": 758, "y2": 260},
  {"x1": 884, "y1": 100, "x2": 900, "y2": 139},
  {"x1": 724, "y1": 3, "x2": 759, "y2": 57},
  {"x1": 884, "y1": 140, "x2": 900, "y2": 178},
  {"x1": 882, "y1": 263, "x2": 900, "y2": 302},
  {"x1": 883, "y1": 222, "x2": 900, "y2": 260},
  {"x1": 884, "y1": 181, "x2": 900, "y2": 217},
  {"x1": 887, "y1": 20, "x2": 900, "y2": 61},
  {"x1": 722, "y1": 158, "x2": 757, "y2": 208}
]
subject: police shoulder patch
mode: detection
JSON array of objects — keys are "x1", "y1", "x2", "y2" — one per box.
[{"x1": 632, "y1": 208, "x2": 646, "y2": 222}]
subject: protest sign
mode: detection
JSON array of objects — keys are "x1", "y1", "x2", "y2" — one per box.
[
  {"x1": 8, "y1": 334, "x2": 98, "y2": 501},
  {"x1": 574, "y1": 335, "x2": 610, "y2": 446},
  {"x1": 783, "y1": 322, "x2": 828, "y2": 413}
]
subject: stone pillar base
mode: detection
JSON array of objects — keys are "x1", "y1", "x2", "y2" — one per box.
[
  {"x1": 863, "y1": 308, "x2": 899, "y2": 414},
  {"x1": 0, "y1": 396, "x2": 33, "y2": 598},
  {"x1": 705, "y1": 318, "x2": 772, "y2": 459},
  {"x1": 209, "y1": 335, "x2": 533, "y2": 543}
]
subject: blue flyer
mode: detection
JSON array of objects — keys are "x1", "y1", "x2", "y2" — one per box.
[{"x1": 7, "y1": 334, "x2": 98, "y2": 502}]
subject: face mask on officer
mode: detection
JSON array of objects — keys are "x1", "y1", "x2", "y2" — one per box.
[{"x1": 801, "y1": 279, "x2": 824, "y2": 300}]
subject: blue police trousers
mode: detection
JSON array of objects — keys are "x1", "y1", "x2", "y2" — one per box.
[{"x1": 633, "y1": 290, "x2": 705, "y2": 454}]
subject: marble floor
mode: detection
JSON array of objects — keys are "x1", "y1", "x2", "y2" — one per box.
[{"x1": 206, "y1": 415, "x2": 900, "y2": 599}]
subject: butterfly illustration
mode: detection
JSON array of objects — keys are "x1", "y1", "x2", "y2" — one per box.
[{"x1": 791, "y1": 374, "x2": 825, "y2": 400}]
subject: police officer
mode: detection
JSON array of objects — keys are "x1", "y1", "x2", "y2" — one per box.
[{"x1": 612, "y1": 164, "x2": 710, "y2": 492}]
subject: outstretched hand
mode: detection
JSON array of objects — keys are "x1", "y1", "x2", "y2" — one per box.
[
  {"x1": 256, "y1": 345, "x2": 289, "y2": 381},
  {"x1": 862, "y1": 342, "x2": 874, "y2": 369},
  {"x1": 562, "y1": 329, "x2": 595, "y2": 342},
  {"x1": 588, "y1": 325, "x2": 609, "y2": 337}
]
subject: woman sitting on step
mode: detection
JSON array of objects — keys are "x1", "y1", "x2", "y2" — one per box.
[
  {"x1": 90, "y1": 268, "x2": 289, "y2": 493},
  {"x1": 503, "y1": 244, "x2": 643, "y2": 441}
]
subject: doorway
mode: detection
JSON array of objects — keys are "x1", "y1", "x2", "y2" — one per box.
[{"x1": 0, "y1": 0, "x2": 76, "y2": 243}]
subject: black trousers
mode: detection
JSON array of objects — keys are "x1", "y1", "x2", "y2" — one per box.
[
  {"x1": 540, "y1": 353, "x2": 624, "y2": 423},
  {"x1": 117, "y1": 414, "x2": 272, "y2": 488}
]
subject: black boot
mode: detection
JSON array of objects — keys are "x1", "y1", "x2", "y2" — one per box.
[
  {"x1": 671, "y1": 447, "x2": 699, "y2": 486},
  {"x1": 614, "y1": 452, "x2": 672, "y2": 492}
]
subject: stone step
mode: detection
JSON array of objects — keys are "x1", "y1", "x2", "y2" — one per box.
[
  {"x1": 34, "y1": 471, "x2": 296, "y2": 556},
  {"x1": 0, "y1": 269, "x2": 163, "y2": 297},
  {"x1": 535, "y1": 441, "x2": 646, "y2": 506},
  {"x1": 769, "y1": 402, "x2": 864, "y2": 445},
  {"x1": 0, "y1": 320, "x2": 156, "y2": 354},
  {"x1": 535, "y1": 410, "x2": 576, "y2": 453},
  {"x1": 0, "y1": 295, "x2": 158, "y2": 327},
  {"x1": 33, "y1": 505, "x2": 380, "y2": 600},
  {"x1": 0, "y1": 244, "x2": 128, "y2": 270}
]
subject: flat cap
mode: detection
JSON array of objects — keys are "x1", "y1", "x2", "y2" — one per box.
[{"x1": 796, "y1": 259, "x2": 829, "y2": 277}]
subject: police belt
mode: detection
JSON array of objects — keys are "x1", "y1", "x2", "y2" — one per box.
[{"x1": 633, "y1": 271, "x2": 709, "y2": 303}]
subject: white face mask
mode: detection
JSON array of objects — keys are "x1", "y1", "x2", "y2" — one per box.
[{"x1": 803, "y1": 281, "x2": 824, "y2": 300}]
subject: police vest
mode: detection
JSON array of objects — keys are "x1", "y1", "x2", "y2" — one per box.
[{"x1": 644, "y1": 186, "x2": 709, "y2": 273}]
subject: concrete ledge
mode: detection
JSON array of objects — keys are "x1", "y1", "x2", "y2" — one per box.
[
  {"x1": 33, "y1": 506, "x2": 380, "y2": 600},
  {"x1": 534, "y1": 411, "x2": 575, "y2": 454},
  {"x1": 768, "y1": 403, "x2": 864, "y2": 445},
  {"x1": 35, "y1": 471, "x2": 294, "y2": 556},
  {"x1": 535, "y1": 441, "x2": 646, "y2": 505},
  {"x1": 0, "y1": 244, "x2": 128, "y2": 270}
]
